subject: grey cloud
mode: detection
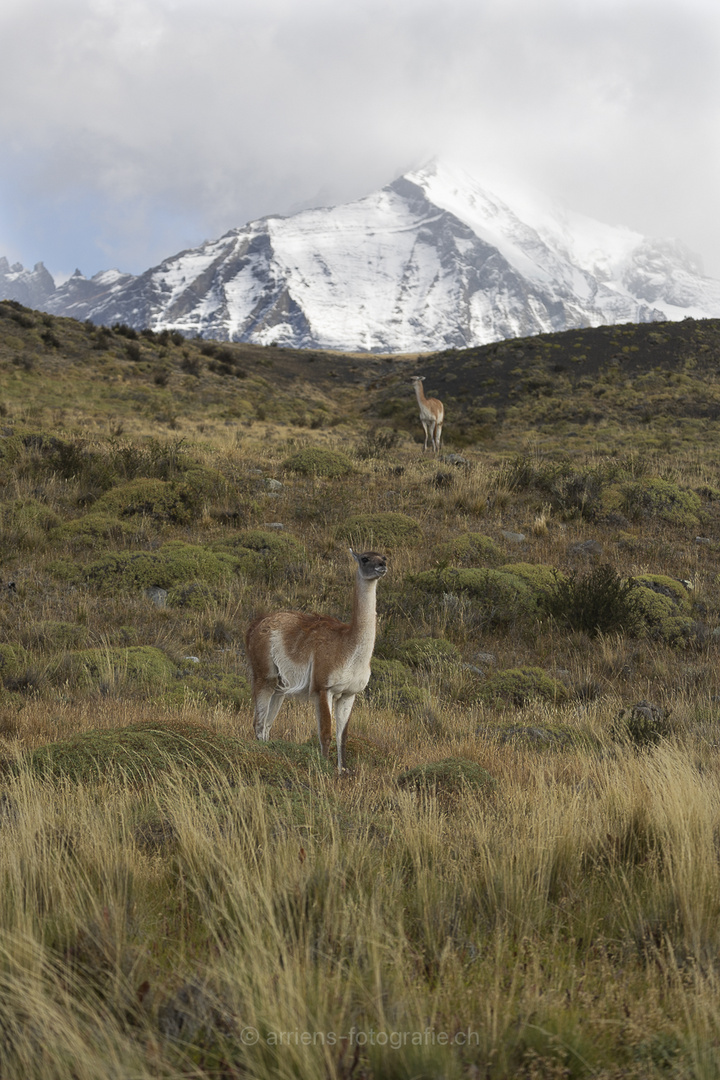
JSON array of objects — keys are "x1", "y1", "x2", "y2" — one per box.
[{"x1": 1, "y1": 0, "x2": 720, "y2": 276}]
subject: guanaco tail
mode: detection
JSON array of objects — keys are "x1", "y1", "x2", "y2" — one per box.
[{"x1": 244, "y1": 550, "x2": 388, "y2": 772}]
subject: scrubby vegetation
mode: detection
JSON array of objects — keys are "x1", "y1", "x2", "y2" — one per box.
[{"x1": 3, "y1": 300, "x2": 720, "y2": 1076}]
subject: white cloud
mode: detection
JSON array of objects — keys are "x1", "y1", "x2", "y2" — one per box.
[{"x1": 2, "y1": 0, "x2": 720, "y2": 276}]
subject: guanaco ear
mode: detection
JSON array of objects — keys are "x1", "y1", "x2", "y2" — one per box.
[{"x1": 350, "y1": 548, "x2": 359, "y2": 563}]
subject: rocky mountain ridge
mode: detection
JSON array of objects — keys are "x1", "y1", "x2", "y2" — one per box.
[{"x1": 3, "y1": 160, "x2": 720, "y2": 352}]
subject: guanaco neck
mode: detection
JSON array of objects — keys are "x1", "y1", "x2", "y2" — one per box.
[
  {"x1": 348, "y1": 571, "x2": 379, "y2": 652},
  {"x1": 413, "y1": 381, "x2": 429, "y2": 409}
]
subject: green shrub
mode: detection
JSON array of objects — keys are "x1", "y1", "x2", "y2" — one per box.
[
  {"x1": 163, "y1": 667, "x2": 251, "y2": 709},
  {"x1": 468, "y1": 405, "x2": 498, "y2": 428},
  {"x1": 166, "y1": 581, "x2": 226, "y2": 609},
  {"x1": 22, "y1": 621, "x2": 88, "y2": 651},
  {"x1": 11, "y1": 434, "x2": 116, "y2": 492},
  {"x1": 632, "y1": 587, "x2": 679, "y2": 627},
  {"x1": 9, "y1": 722, "x2": 326, "y2": 786},
  {"x1": 336, "y1": 512, "x2": 422, "y2": 548},
  {"x1": 395, "y1": 637, "x2": 460, "y2": 668},
  {"x1": 544, "y1": 563, "x2": 643, "y2": 637},
  {"x1": 499, "y1": 562, "x2": 563, "y2": 593},
  {"x1": 435, "y1": 532, "x2": 503, "y2": 566},
  {"x1": 552, "y1": 470, "x2": 605, "y2": 520},
  {"x1": 212, "y1": 528, "x2": 306, "y2": 580},
  {"x1": 480, "y1": 667, "x2": 568, "y2": 706},
  {"x1": 369, "y1": 658, "x2": 412, "y2": 685},
  {"x1": 2, "y1": 497, "x2": 61, "y2": 535},
  {"x1": 367, "y1": 658, "x2": 425, "y2": 715},
  {"x1": 397, "y1": 758, "x2": 495, "y2": 796},
  {"x1": 411, "y1": 567, "x2": 535, "y2": 628},
  {"x1": 82, "y1": 541, "x2": 239, "y2": 592},
  {"x1": 655, "y1": 616, "x2": 700, "y2": 648},
  {"x1": 94, "y1": 475, "x2": 216, "y2": 525},
  {"x1": 634, "y1": 574, "x2": 692, "y2": 612},
  {"x1": 632, "y1": 575, "x2": 695, "y2": 645},
  {"x1": 502, "y1": 455, "x2": 611, "y2": 520},
  {"x1": 107, "y1": 437, "x2": 199, "y2": 483},
  {"x1": 0, "y1": 644, "x2": 32, "y2": 682},
  {"x1": 493, "y1": 724, "x2": 576, "y2": 748},
  {"x1": 611, "y1": 702, "x2": 673, "y2": 748},
  {"x1": 355, "y1": 428, "x2": 401, "y2": 459},
  {"x1": 60, "y1": 646, "x2": 176, "y2": 690},
  {"x1": 52, "y1": 513, "x2": 137, "y2": 547},
  {"x1": 619, "y1": 478, "x2": 702, "y2": 526},
  {"x1": 283, "y1": 447, "x2": 354, "y2": 478}
]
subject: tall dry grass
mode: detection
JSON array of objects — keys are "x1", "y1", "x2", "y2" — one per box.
[{"x1": 1, "y1": 727, "x2": 720, "y2": 1077}]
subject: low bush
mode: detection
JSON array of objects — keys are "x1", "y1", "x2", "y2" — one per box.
[
  {"x1": 411, "y1": 566, "x2": 536, "y2": 628},
  {"x1": 107, "y1": 437, "x2": 195, "y2": 482},
  {"x1": 21, "y1": 621, "x2": 88, "y2": 651},
  {"x1": 13, "y1": 434, "x2": 117, "y2": 492},
  {"x1": 51, "y1": 513, "x2": 137, "y2": 548},
  {"x1": 367, "y1": 658, "x2": 426, "y2": 715},
  {"x1": 0, "y1": 497, "x2": 60, "y2": 550},
  {"x1": 94, "y1": 467, "x2": 227, "y2": 525},
  {"x1": 479, "y1": 666, "x2": 568, "y2": 706},
  {"x1": 283, "y1": 447, "x2": 354, "y2": 478},
  {"x1": 59, "y1": 646, "x2": 176, "y2": 691},
  {"x1": 619, "y1": 477, "x2": 702, "y2": 526},
  {"x1": 0, "y1": 644, "x2": 32, "y2": 682},
  {"x1": 394, "y1": 636, "x2": 460, "y2": 668},
  {"x1": 501, "y1": 455, "x2": 615, "y2": 520},
  {"x1": 632, "y1": 575, "x2": 696, "y2": 645},
  {"x1": 212, "y1": 528, "x2": 306, "y2": 580},
  {"x1": 544, "y1": 563, "x2": 643, "y2": 637},
  {"x1": 81, "y1": 541, "x2": 239, "y2": 592},
  {"x1": 634, "y1": 574, "x2": 692, "y2": 612},
  {"x1": 336, "y1": 512, "x2": 423, "y2": 549},
  {"x1": 355, "y1": 428, "x2": 400, "y2": 459},
  {"x1": 611, "y1": 701, "x2": 674, "y2": 747},
  {"x1": 2, "y1": 497, "x2": 61, "y2": 534},
  {"x1": 162, "y1": 667, "x2": 251, "y2": 710},
  {"x1": 499, "y1": 561, "x2": 563, "y2": 592},
  {"x1": 435, "y1": 531, "x2": 503, "y2": 566},
  {"x1": 397, "y1": 758, "x2": 495, "y2": 796},
  {"x1": 9, "y1": 722, "x2": 323, "y2": 785},
  {"x1": 94, "y1": 477, "x2": 205, "y2": 525}
]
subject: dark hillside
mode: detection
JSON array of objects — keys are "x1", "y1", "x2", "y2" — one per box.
[{"x1": 371, "y1": 318, "x2": 720, "y2": 448}]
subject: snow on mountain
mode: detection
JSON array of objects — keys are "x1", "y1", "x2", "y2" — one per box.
[
  {"x1": 0, "y1": 258, "x2": 56, "y2": 310},
  {"x1": 4, "y1": 159, "x2": 720, "y2": 351}
]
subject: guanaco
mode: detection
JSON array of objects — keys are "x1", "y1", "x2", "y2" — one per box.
[
  {"x1": 244, "y1": 550, "x2": 388, "y2": 772},
  {"x1": 410, "y1": 375, "x2": 444, "y2": 452}
]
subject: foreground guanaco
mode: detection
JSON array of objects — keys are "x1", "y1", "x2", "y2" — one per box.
[
  {"x1": 244, "y1": 550, "x2": 388, "y2": 772},
  {"x1": 410, "y1": 375, "x2": 444, "y2": 452}
]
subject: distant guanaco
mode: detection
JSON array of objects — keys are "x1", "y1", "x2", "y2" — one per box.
[
  {"x1": 410, "y1": 375, "x2": 444, "y2": 452},
  {"x1": 244, "y1": 550, "x2": 388, "y2": 773}
]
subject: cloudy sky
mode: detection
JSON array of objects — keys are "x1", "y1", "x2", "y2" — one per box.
[{"x1": 2, "y1": 0, "x2": 720, "y2": 281}]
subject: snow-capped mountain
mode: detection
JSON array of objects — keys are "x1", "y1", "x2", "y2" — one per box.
[
  {"x1": 0, "y1": 258, "x2": 56, "y2": 310},
  {"x1": 4, "y1": 160, "x2": 720, "y2": 352}
]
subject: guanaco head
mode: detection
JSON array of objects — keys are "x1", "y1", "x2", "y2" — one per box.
[
  {"x1": 350, "y1": 549, "x2": 388, "y2": 580},
  {"x1": 410, "y1": 375, "x2": 425, "y2": 385}
]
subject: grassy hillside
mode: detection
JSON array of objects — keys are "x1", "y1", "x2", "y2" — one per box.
[{"x1": 2, "y1": 299, "x2": 720, "y2": 1077}]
